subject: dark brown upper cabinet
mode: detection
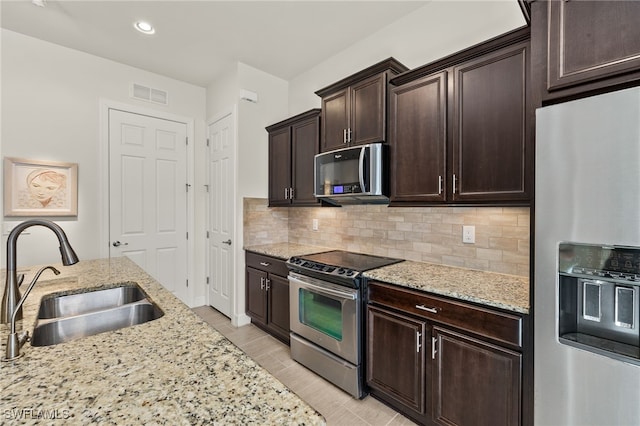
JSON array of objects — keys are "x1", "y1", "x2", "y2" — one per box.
[
  {"x1": 389, "y1": 27, "x2": 532, "y2": 206},
  {"x1": 315, "y1": 58, "x2": 408, "y2": 152},
  {"x1": 389, "y1": 72, "x2": 448, "y2": 204},
  {"x1": 531, "y1": 0, "x2": 640, "y2": 105},
  {"x1": 266, "y1": 109, "x2": 320, "y2": 207}
]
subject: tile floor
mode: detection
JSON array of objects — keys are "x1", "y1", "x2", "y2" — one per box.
[{"x1": 192, "y1": 306, "x2": 417, "y2": 426}]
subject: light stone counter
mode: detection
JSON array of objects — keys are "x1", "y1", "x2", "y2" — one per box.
[
  {"x1": 0, "y1": 257, "x2": 324, "y2": 425},
  {"x1": 364, "y1": 260, "x2": 529, "y2": 314},
  {"x1": 243, "y1": 243, "x2": 330, "y2": 260},
  {"x1": 245, "y1": 243, "x2": 529, "y2": 314}
]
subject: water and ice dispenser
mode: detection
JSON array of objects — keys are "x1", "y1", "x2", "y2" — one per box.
[{"x1": 558, "y1": 242, "x2": 640, "y2": 365}]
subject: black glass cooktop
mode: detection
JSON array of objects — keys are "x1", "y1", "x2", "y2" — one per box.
[{"x1": 295, "y1": 250, "x2": 403, "y2": 272}]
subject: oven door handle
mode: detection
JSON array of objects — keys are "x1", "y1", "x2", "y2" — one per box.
[{"x1": 289, "y1": 275, "x2": 357, "y2": 300}]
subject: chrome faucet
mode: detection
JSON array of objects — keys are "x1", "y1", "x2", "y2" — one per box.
[
  {"x1": 3, "y1": 265, "x2": 60, "y2": 361},
  {"x1": 1, "y1": 219, "x2": 79, "y2": 324}
]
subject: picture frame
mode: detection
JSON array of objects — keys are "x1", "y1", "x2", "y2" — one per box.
[{"x1": 3, "y1": 157, "x2": 78, "y2": 217}]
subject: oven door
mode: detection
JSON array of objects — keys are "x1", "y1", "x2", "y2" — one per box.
[{"x1": 289, "y1": 271, "x2": 359, "y2": 364}]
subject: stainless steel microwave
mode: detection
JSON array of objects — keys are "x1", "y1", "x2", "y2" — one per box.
[{"x1": 314, "y1": 143, "x2": 387, "y2": 205}]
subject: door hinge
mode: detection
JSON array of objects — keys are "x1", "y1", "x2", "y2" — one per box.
[
  {"x1": 186, "y1": 183, "x2": 191, "y2": 192},
  {"x1": 206, "y1": 231, "x2": 210, "y2": 238},
  {"x1": 206, "y1": 138, "x2": 210, "y2": 147},
  {"x1": 204, "y1": 184, "x2": 209, "y2": 192},
  {"x1": 186, "y1": 279, "x2": 189, "y2": 287},
  {"x1": 185, "y1": 136, "x2": 188, "y2": 146},
  {"x1": 186, "y1": 232, "x2": 189, "y2": 240},
  {"x1": 206, "y1": 276, "x2": 210, "y2": 284}
]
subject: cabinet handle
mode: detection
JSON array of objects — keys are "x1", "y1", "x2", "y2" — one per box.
[
  {"x1": 438, "y1": 176, "x2": 443, "y2": 195},
  {"x1": 260, "y1": 277, "x2": 265, "y2": 290},
  {"x1": 265, "y1": 278, "x2": 271, "y2": 291},
  {"x1": 289, "y1": 187, "x2": 294, "y2": 199},
  {"x1": 259, "y1": 262, "x2": 271, "y2": 267},
  {"x1": 431, "y1": 336, "x2": 438, "y2": 360},
  {"x1": 415, "y1": 304, "x2": 438, "y2": 314},
  {"x1": 284, "y1": 187, "x2": 289, "y2": 199},
  {"x1": 343, "y1": 129, "x2": 347, "y2": 144},
  {"x1": 452, "y1": 174, "x2": 457, "y2": 194},
  {"x1": 416, "y1": 331, "x2": 422, "y2": 353},
  {"x1": 347, "y1": 128, "x2": 352, "y2": 143}
]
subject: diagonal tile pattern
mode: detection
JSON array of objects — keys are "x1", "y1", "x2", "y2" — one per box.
[{"x1": 193, "y1": 306, "x2": 417, "y2": 426}]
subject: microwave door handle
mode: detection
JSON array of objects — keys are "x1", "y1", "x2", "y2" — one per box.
[{"x1": 358, "y1": 147, "x2": 366, "y2": 193}]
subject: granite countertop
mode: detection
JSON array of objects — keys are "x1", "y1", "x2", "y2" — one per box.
[
  {"x1": 244, "y1": 243, "x2": 330, "y2": 260},
  {"x1": 0, "y1": 257, "x2": 324, "y2": 425},
  {"x1": 364, "y1": 260, "x2": 529, "y2": 314},
  {"x1": 245, "y1": 243, "x2": 529, "y2": 314}
]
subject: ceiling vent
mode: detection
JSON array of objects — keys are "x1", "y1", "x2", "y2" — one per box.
[{"x1": 130, "y1": 83, "x2": 169, "y2": 105}]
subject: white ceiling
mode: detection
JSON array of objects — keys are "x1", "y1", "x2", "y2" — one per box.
[{"x1": 1, "y1": 0, "x2": 434, "y2": 87}]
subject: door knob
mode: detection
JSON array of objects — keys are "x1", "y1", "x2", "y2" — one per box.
[
  {"x1": 222, "y1": 239, "x2": 232, "y2": 246},
  {"x1": 112, "y1": 241, "x2": 129, "y2": 247}
]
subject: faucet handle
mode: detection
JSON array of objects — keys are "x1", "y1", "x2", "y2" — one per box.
[{"x1": 17, "y1": 274, "x2": 24, "y2": 287}]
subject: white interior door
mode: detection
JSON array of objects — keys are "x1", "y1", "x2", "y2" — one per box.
[
  {"x1": 207, "y1": 113, "x2": 235, "y2": 317},
  {"x1": 109, "y1": 108, "x2": 189, "y2": 303}
]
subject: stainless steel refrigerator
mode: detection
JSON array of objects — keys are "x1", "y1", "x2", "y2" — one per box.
[{"x1": 535, "y1": 87, "x2": 640, "y2": 425}]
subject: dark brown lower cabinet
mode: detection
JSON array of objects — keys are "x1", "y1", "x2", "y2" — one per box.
[
  {"x1": 367, "y1": 306, "x2": 427, "y2": 414},
  {"x1": 432, "y1": 327, "x2": 521, "y2": 426},
  {"x1": 367, "y1": 281, "x2": 525, "y2": 426},
  {"x1": 245, "y1": 251, "x2": 290, "y2": 344}
]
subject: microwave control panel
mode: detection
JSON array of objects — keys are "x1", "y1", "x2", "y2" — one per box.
[{"x1": 327, "y1": 183, "x2": 361, "y2": 195}]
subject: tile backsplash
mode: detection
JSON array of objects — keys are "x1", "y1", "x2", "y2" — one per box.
[{"x1": 244, "y1": 198, "x2": 529, "y2": 277}]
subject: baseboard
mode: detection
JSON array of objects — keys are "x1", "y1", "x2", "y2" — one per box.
[{"x1": 233, "y1": 313, "x2": 251, "y2": 327}]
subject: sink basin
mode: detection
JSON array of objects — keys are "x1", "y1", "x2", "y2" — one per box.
[
  {"x1": 31, "y1": 284, "x2": 163, "y2": 347},
  {"x1": 37, "y1": 283, "x2": 147, "y2": 319}
]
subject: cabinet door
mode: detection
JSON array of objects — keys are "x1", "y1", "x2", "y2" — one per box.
[
  {"x1": 246, "y1": 267, "x2": 267, "y2": 325},
  {"x1": 547, "y1": 0, "x2": 640, "y2": 92},
  {"x1": 291, "y1": 116, "x2": 320, "y2": 206},
  {"x1": 267, "y1": 274, "x2": 290, "y2": 342},
  {"x1": 351, "y1": 73, "x2": 386, "y2": 146},
  {"x1": 367, "y1": 305, "x2": 427, "y2": 415},
  {"x1": 268, "y1": 127, "x2": 292, "y2": 206},
  {"x1": 451, "y1": 41, "x2": 530, "y2": 202},
  {"x1": 321, "y1": 88, "x2": 349, "y2": 152},
  {"x1": 389, "y1": 72, "x2": 447, "y2": 204},
  {"x1": 432, "y1": 327, "x2": 521, "y2": 426}
]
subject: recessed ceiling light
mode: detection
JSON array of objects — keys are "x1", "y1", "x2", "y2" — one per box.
[{"x1": 134, "y1": 21, "x2": 155, "y2": 35}]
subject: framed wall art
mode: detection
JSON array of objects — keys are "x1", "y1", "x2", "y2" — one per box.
[{"x1": 3, "y1": 157, "x2": 78, "y2": 217}]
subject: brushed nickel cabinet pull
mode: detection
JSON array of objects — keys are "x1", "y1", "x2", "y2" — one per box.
[
  {"x1": 415, "y1": 304, "x2": 438, "y2": 314},
  {"x1": 431, "y1": 336, "x2": 438, "y2": 360}
]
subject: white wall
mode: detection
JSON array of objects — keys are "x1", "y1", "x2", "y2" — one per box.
[
  {"x1": 1, "y1": 30, "x2": 206, "y2": 294},
  {"x1": 288, "y1": 1, "x2": 526, "y2": 113},
  {"x1": 206, "y1": 62, "x2": 288, "y2": 324}
]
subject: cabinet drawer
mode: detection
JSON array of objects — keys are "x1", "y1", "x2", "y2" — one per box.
[
  {"x1": 368, "y1": 281, "x2": 522, "y2": 349},
  {"x1": 245, "y1": 252, "x2": 289, "y2": 276}
]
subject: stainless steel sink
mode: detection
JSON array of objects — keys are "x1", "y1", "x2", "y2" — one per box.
[
  {"x1": 37, "y1": 283, "x2": 147, "y2": 319},
  {"x1": 31, "y1": 284, "x2": 163, "y2": 347}
]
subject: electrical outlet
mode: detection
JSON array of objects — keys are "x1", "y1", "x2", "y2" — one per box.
[
  {"x1": 312, "y1": 218, "x2": 319, "y2": 231},
  {"x1": 462, "y1": 225, "x2": 475, "y2": 244}
]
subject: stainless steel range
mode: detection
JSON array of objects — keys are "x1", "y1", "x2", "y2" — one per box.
[{"x1": 287, "y1": 250, "x2": 402, "y2": 398}]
